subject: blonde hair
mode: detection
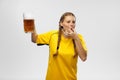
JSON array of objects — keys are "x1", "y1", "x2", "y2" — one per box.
[{"x1": 53, "y1": 12, "x2": 77, "y2": 57}]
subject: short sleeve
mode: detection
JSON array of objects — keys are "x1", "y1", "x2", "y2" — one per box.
[
  {"x1": 36, "y1": 30, "x2": 57, "y2": 45},
  {"x1": 78, "y1": 34, "x2": 88, "y2": 51}
]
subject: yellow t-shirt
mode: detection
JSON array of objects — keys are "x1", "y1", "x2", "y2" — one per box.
[{"x1": 36, "y1": 30, "x2": 87, "y2": 80}]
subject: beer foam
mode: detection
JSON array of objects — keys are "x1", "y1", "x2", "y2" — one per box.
[{"x1": 23, "y1": 13, "x2": 34, "y2": 19}]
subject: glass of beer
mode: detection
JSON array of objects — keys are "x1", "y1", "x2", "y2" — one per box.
[{"x1": 23, "y1": 13, "x2": 35, "y2": 33}]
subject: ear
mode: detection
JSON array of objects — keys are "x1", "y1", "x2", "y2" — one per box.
[{"x1": 60, "y1": 22, "x2": 63, "y2": 27}]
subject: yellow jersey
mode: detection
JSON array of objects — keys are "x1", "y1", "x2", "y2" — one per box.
[{"x1": 36, "y1": 30, "x2": 87, "y2": 80}]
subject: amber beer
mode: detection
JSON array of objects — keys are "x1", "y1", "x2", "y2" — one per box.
[{"x1": 23, "y1": 13, "x2": 35, "y2": 33}]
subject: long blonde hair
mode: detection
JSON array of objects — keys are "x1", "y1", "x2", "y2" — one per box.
[{"x1": 53, "y1": 12, "x2": 77, "y2": 57}]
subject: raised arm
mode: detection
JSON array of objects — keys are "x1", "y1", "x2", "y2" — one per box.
[
  {"x1": 64, "y1": 29, "x2": 87, "y2": 61},
  {"x1": 31, "y1": 27, "x2": 38, "y2": 43}
]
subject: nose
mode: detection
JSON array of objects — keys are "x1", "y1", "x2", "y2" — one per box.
[{"x1": 70, "y1": 22, "x2": 75, "y2": 28}]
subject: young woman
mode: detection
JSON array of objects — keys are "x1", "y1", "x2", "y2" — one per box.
[{"x1": 31, "y1": 12, "x2": 87, "y2": 80}]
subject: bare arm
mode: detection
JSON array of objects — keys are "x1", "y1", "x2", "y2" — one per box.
[
  {"x1": 73, "y1": 34, "x2": 87, "y2": 61},
  {"x1": 65, "y1": 29, "x2": 87, "y2": 61},
  {"x1": 31, "y1": 27, "x2": 38, "y2": 43}
]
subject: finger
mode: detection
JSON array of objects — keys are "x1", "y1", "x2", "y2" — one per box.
[{"x1": 71, "y1": 28, "x2": 75, "y2": 32}]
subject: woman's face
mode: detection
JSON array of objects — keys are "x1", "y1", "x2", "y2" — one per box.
[{"x1": 60, "y1": 15, "x2": 76, "y2": 31}]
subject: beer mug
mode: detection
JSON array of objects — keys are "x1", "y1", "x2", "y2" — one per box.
[{"x1": 23, "y1": 13, "x2": 35, "y2": 33}]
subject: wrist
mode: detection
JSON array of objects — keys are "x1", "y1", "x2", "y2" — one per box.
[{"x1": 73, "y1": 34, "x2": 79, "y2": 40}]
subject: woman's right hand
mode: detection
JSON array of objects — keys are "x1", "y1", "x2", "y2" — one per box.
[{"x1": 31, "y1": 27, "x2": 38, "y2": 43}]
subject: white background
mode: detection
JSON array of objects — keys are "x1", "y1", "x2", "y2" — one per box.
[{"x1": 0, "y1": 0, "x2": 120, "y2": 80}]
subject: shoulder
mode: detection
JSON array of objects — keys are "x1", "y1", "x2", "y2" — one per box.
[
  {"x1": 49, "y1": 30, "x2": 58, "y2": 34},
  {"x1": 49, "y1": 30, "x2": 58, "y2": 38},
  {"x1": 38, "y1": 30, "x2": 58, "y2": 36},
  {"x1": 45, "y1": 30, "x2": 58, "y2": 37},
  {"x1": 77, "y1": 33, "x2": 86, "y2": 41},
  {"x1": 78, "y1": 33, "x2": 83, "y2": 38}
]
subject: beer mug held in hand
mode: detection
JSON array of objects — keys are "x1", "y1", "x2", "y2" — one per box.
[{"x1": 23, "y1": 13, "x2": 35, "y2": 33}]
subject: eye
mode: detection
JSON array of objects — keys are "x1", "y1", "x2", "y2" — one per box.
[
  {"x1": 67, "y1": 21, "x2": 70, "y2": 23},
  {"x1": 72, "y1": 21, "x2": 75, "y2": 24}
]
